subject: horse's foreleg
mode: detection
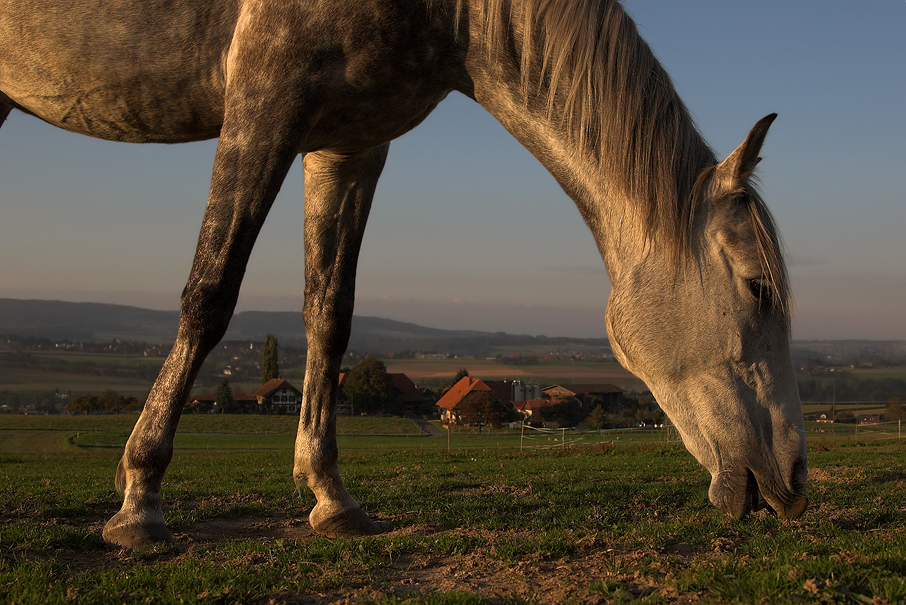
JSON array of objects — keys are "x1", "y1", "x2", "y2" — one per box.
[
  {"x1": 295, "y1": 145, "x2": 389, "y2": 537},
  {"x1": 102, "y1": 110, "x2": 303, "y2": 549}
]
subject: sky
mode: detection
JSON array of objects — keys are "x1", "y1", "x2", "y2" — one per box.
[{"x1": 1, "y1": 1, "x2": 904, "y2": 340}]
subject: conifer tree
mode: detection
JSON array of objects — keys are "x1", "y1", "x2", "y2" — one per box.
[
  {"x1": 261, "y1": 333, "x2": 280, "y2": 383},
  {"x1": 215, "y1": 380, "x2": 235, "y2": 414}
]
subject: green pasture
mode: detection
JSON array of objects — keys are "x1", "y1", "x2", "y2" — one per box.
[
  {"x1": 2, "y1": 415, "x2": 901, "y2": 457},
  {"x1": 845, "y1": 367, "x2": 906, "y2": 381},
  {"x1": 25, "y1": 351, "x2": 167, "y2": 366},
  {"x1": 1, "y1": 414, "x2": 905, "y2": 604},
  {"x1": 0, "y1": 415, "x2": 683, "y2": 456},
  {"x1": 0, "y1": 414, "x2": 420, "y2": 434},
  {"x1": 0, "y1": 365, "x2": 152, "y2": 395}
]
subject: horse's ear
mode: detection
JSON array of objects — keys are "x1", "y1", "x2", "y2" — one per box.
[{"x1": 713, "y1": 113, "x2": 777, "y2": 193}]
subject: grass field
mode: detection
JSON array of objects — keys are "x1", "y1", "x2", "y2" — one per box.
[
  {"x1": 382, "y1": 359, "x2": 647, "y2": 391},
  {"x1": 0, "y1": 355, "x2": 650, "y2": 399},
  {"x1": 0, "y1": 365, "x2": 154, "y2": 395},
  {"x1": 1, "y1": 416, "x2": 904, "y2": 604}
]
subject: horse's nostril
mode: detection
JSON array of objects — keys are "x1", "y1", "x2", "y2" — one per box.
[{"x1": 791, "y1": 456, "x2": 808, "y2": 494}]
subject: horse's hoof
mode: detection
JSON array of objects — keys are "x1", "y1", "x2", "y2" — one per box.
[
  {"x1": 310, "y1": 504, "x2": 386, "y2": 538},
  {"x1": 102, "y1": 514, "x2": 175, "y2": 550}
]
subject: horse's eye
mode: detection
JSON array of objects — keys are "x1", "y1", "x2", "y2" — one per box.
[{"x1": 749, "y1": 279, "x2": 772, "y2": 304}]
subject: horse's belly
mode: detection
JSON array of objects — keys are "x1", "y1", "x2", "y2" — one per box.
[
  {"x1": 2, "y1": 77, "x2": 225, "y2": 144},
  {"x1": 0, "y1": 0, "x2": 236, "y2": 143}
]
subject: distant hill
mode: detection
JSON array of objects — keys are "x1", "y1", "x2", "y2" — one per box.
[
  {"x1": 0, "y1": 298, "x2": 611, "y2": 356},
  {"x1": 3, "y1": 299, "x2": 905, "y2": 363}
]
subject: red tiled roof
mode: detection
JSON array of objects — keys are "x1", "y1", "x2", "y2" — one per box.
[
  {"x1": 436, "y1": 376, "x2": 492, "y2": 411},
  {"x1": 484, "y1": 381, "x2": 515, "y2": 405},
  {"x1": 542, "y1": 384, "x2": 623, "y2": 396},
  {"x1": 388, "y1": 373, "x2": 421, "y2": 403},
  {"x1": 189, "y1": 394, "x2": 258, "y2": 404},
  {"x1": 253, "y1": 378, "x2": 301, "y2": 398},
  {"x1": 516, "y1": 398, "x2": 562, "y2": 412}
]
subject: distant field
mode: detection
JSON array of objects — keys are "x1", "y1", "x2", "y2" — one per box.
[
  {"x1": 383, "y1": 358, "x2": 647, "y2": 390},
  {"x1": 0, "y1": 414, "x2": 420, "y2": 435},
  {"x1": 0, "y1": 353, "x2": 649, "y2": 398},
  {"x1": 5, "y1": 346, "x2": 905, "y2": 398},
  {"x1": 845, "y1": 367, "x2": 906, "y2": 380},
  {"x1": 27, "y1": 351, "x2": 167, "y2": 366},
  {"x1": 802, "y1": 403, "x2": 888, "y2": 416},
  {"x1": 3, "y1": 415, "x2": 901, "y2": 460},
  {"x1": 0, "y1": 365, "x2": 154, "y2": 395}
]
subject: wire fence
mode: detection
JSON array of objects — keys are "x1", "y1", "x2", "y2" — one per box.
[
  {"x1": 515, "y1": 422, "x2": 683, "y2": 451},
  {"x1": 806, "y1": 419, "x2": 903, "y2": 442},
  {"x1": 504, "y1": 419, "x2": 904, "y2": 452}
]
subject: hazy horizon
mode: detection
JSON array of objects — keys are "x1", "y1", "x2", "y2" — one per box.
[
  {"x1": 2, "y1": 294, "x2": 904, "y2": 343},
  {"x1": 2, "y1": 2, "x2": 904, "y2": 341}
]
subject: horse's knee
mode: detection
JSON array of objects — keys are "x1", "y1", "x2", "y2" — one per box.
[{"x1": 177, "y1": 285, "x2": 236, "y2": 350}]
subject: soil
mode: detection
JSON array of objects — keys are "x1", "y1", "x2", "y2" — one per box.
[
  {"x1": 177, "y1": 517, "x2": 701, "y2": 604},
  {"x1": 47, "y1": 514, "x2": 699, "y2": 604}
]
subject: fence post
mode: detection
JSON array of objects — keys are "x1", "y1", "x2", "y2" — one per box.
[
  {"x1": 520, "y1": 421, "x2": 525, "y2": 451},
  {"x1": 562, "y1": 427, "x2": 566, "y2": 450}
]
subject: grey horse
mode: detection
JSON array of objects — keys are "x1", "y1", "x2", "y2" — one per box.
[{"x1": 0, "y1": 0, "x2": 808, "y2": 548}]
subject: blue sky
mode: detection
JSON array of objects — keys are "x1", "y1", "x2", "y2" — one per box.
[{"x1": 1, "y1": 1, "x2": 903, "y2": 340}]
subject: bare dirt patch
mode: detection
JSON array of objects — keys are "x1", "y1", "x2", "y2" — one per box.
[
  {"x1": 180, "y1": 516, "x2": 315, "y2": 544},
  {"x1": 163, "y1": 519, "x2": 694, "y2": 604}
]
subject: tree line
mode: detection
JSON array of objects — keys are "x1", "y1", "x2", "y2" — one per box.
[{"x1": 64, "y1": 388, "x2": 141, "y2": 415}]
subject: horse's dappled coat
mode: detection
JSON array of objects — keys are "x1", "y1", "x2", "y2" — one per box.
[{"x1": 0, "y1": 0, "x2": 807, "y2": 548}]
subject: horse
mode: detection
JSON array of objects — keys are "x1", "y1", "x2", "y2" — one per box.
[{"x1": 0, "y1": 0, "x2": 808, "y2": 548}]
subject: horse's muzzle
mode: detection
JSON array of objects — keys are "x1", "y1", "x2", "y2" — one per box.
[{"x1": 710, "y1": 457, "x2": 808, "y2": 520}]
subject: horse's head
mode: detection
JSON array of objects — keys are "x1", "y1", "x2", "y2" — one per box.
[{"x1": 605, "y1": 115, "x2": 808, "y2": 519}]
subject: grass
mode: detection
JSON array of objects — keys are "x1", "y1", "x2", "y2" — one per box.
[
  {"x1": 0, "y1": 413, "x2": 422, "y2": 434},
  {"x1": 0, "y1": 353, "x2": 653, "y2": 395},
  {"x1": 1, "y1": 416, "x2": 904, "y2": 604},
  {"x1": 0, "y1": 365, "x2": 153, "y2": 393},
  {"x1": 382, "y1": 358, "x2": 647, "y2": 391}
]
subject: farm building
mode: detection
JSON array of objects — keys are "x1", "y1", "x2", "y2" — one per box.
[
  {"x1": 484, "y1": 380, "x2": 543, "y2": 406},
  {"x1": 436, "y1": 376, "x2": 511, "y2": 429},
  {"x1": 542, "y1": 383, "x2": 624, "y2": 406},
  {"x1": 253, "y1": 378, "x2": 303, "y2": 413},
  {"x1": 388, "y1": 373, "x2": 426, "y2": 415},
  {"x1": 185, "y1": 394, "x2": 259, "y2": 414},
  {"x1": 514, "y1": 398, "x2": 562, "y2": 419},
  {"x1": 336, "y1": 372, "x2": 428, "y2": 415}
]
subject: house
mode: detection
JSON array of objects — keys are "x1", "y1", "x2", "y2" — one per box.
[
  {"x1": 484, "y1": 380, "x2": 543, "y2": 406},
  {"x1": 815, "y1": 412, "x2": 834, "y2": 423},
  {"x1": 388, "y1": 373, "x2": 426, "y2": 415},
  {"x1": 253, "y1": 378, "x2": 303, "y2": 413},
  {"x1": 336, "y1": 372, "x2": 426, "y2": 415},
  {"x1": 515, "y1": 398, "x2": 562, "y2": 419},
  {"x1": 542, "y1": 383, "x2": 624, "y2": 406},
  {"x1": 484, "y1": 380, "x2": 517, "y2": 407},
  {"x1": 186, "y1": 394, "x2": 259, "y2": 414},
  {"x1": 858, "y1": 414, "x2": 881, "y2": 426},
  {"x1": 436, "y1": 376, "x2": 509, "y2": 428}
]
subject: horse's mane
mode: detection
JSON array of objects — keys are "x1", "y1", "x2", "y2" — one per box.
[{"x1": 449, "y1": 0, "x2": 789, "y2": 312}]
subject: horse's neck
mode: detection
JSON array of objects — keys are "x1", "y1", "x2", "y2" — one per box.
[
  {"x1": 456, "y1": 2, "x2": 713, "y2": 281},
  {"x1": 464, "y1": 69, "x2": 640, "y2": 281}
]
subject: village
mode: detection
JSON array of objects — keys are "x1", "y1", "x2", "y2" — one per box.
[
  {"x1": 183, "y1": 365, "x2": 645, "y2": 432},
  {"x1": 2, "y1": 333, "x2": 905, "y2": 428}
]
